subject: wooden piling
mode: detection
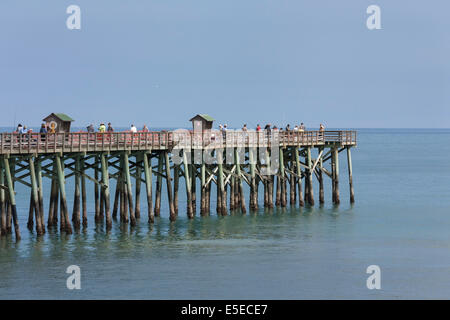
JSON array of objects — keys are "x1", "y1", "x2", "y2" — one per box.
[
  {"x1": 0, "y1": 163, "x2": 6, "y2": 236},
  {"x1": 249, "y1": 148, "x2": 258, "y2": 211},
  {"x1": 306, "y1": 147, "x2": 315, "y2": 205},
  {"x1": 94, "y1": 156, "x2": 100, "y2": 223},
  {"x1": 174, "y1": 163, "x2": 179, "y2": 215},
  {"x1": 164, "y1": 151, "x2": 176, "y2": 221},
  {"x1": 235, "y1": 148, "x2": 247, "y2": 213},
  {"x1": 123, "y1": 152, "x2": 136, "y2": 226},
  {"x1": 333, "y1": 147, "x2": 340, "y2": 204},
  {"x1": 100, "y1": 153, "x2": 112, "y2": 229},
  {"x1": 183, "y1": 150, "x2": 193, "y2": 218},
  {"x1": 81, "y1": 160, "x2": 87, "y2": 227},
  {"x1": 29, "y1": 158, "x2": 44, "y2": 235},
  {"x1": 55, "y1": 155, "x2": 72, "y2": 234},
  {"x1": 135, "y1": 154, "x2": 142, "y2": 219},
  {"x1": 36, "y1": 159, "x2": 45, "y2": 233},
  {"x1": 318, "y1": 147, "x2": 324, "y2": 204},
  {"x1": 3, "y1": 157, "x2": 20, "y2": 240},
  {"x1": 217, "y1": 149, "x2": 227, "y2": 215},
  {"x1": 347, "y1": 147, "x2": 355, "y2": 203},
  {"x1": 48, "y1": 171, "x2": 57, "y2": 227},
  {"x1": 294, "y1": 148, "x2": 304, "y2": 207},
  {"x1": 72, "y1": 156, "x2": 81, "y2": 230},
  {"x1": 279, "y1": 147, "x2": 287, "y2": 207},
  {"x1": 154, "y1": 153, "x2": 163, "y2": 217},
  {"x1": 143, "y1": 153, "x2": 154, "y2": 223}
]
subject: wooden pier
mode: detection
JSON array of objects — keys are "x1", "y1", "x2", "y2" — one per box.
[{"x1": 0, "y1": 129, "x2": 356, "y2": 240}]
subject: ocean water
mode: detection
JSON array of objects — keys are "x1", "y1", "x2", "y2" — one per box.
[{"x1": 1, "y1": 128, "x2": 450, "y2": 299}]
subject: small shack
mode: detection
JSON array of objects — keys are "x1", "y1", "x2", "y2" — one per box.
[
  {"x1": 189, "y1": 114, "x2": 214, "y2": 132},
  {"x1": 43, "y1": 113, "x2": 74, "y2": 133}
]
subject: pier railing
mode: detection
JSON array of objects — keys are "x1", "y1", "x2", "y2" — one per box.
[{"x1": 0, "y1": 130, "x2": 356, "y2": 155}]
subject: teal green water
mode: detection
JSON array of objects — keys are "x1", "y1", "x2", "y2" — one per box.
[{"x1": 1, "y1": 129, "x2": 450, "y2": 299}]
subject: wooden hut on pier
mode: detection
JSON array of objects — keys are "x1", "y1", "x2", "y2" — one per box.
[{"x1": 42, "y1": 113, "x2": 74, "y2": 133}]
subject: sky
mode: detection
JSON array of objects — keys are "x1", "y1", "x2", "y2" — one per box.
[{"x1": 0, "y1": 0, "x2": 449, "y2": 128}]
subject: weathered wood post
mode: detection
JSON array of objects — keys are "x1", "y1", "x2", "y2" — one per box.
[
  {"x1": 288, "y1": 150, "x2": 295, "y2": 206},
  {"x1": 333, "y1": 147, "x2": 340, "y2": 204},
  {"x1": 100, "y1": 153, "x2": 112, "y2": 229},
  {"x1": 183, "y1": 150, "x2": 193, "y2": 218},
  {"x1": 347, "y1": 147, "x2": 355, "y2": 203},
  {"x1": 81, "y1": 159, "x2": 87, "y2": 227},
  {"x1": 72, "y1": 155, "x2": 81, "y2": 230},
  {"x1": 191, "y1": 163, "x2": 197, "y2": 214},
  {"x1": 135, "y1": 153, "x2": 142, "y2": 219},
  {"x1": 29, "y1": 157, "x2": 44, "y2": 235},
  {"x1": 48, "y1": 169, "x2": 57, "y2": 227},
  {"x1": 112, "y1": 175, "x2": 120, "y2": 220},
  {"x1": 143, "y1": 152, "x2": 154, "y2": 223},
  {"x1": 234, "y1": 148, "x2": 246, "y2": 213},
  {"x1": 27, "y1": 193, "x2": 34, "y2": 231},
  {"x1": 318, "y1": 147, "x2": 324, "y2": 204},
  {"x1": 164, "y1": 151, "x2": 176, "y2": 221},
  {"x1": 294, "y1": 148, "x2": 304, "y2": 207},
  {"x1": 279, "y1": 147, "x2": 287, "y2": 207},
  {"x1": 55, "y1": 155, "x2": 72, "y2": 234},
  {"x1": 154, "y1": 153, "x2": 163, "y2": 217},
  {"x1": 306, "y1": 147, "x2": 315, "y2": 205},
  {"x1": 3, "y1": 157, "x2": 21, "y2": 240},
  {"x1": 174, "y1": 163, "x2": 179, "y2": 215},
  {"x1": 0, "y1": 162, "x2": 6, "y2": 236},
  {"x1": 217, "y1": 149, "x2": 227, "y2": 215},
  {"x1": 94, "y1": 156, "x2": 100, "y2": 223},
  {"x1": 123, "y1": 152, "x2": 136, "y2": 226},
  {"x1": 36, "y1": 159, "x2": 45, "y2": 233},
  {"x1": 200, "y1": 161, "x2": 206, "y2": 215},
  {"x1": 249, "y1": 148, "x2": 257, "y2": 210}
]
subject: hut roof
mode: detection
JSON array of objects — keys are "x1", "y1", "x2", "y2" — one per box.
[
  {"x1": 189, "y1": 114, "x2": 215, "y2": 122},
  {"x1": 43, "y1": 113, "x2": 74, "y2": 122}
]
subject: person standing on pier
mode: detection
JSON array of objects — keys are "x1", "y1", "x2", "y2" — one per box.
[
  {"x1": 107, "y1": 123, "x2": 114, "y2": 132},
  {"x1": 142, "y1": 124, "x2": 149, "y2": 132},
  {"x1": 87, "y1": 124, "x2": 95, "y2": 133},
  {"x1": 319, "y1": 123, "x2": 325, "y2": 141},
  {"x1": 256, "y1": 124, "x2": 261, "y2": 131},
  {"x1": 130, "y1": 124, "x2": 137, "y2": 133},
  {"x1": 299, "y1": 123, "x2": 305, "y2": 132},
  {"x1": 98, "y1": 123, "x2": 106, "y2": 133}
]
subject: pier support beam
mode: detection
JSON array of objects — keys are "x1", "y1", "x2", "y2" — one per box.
[
  {"x1": 135, "y1": 154, "x2": 142, "y2": 220},
  {"x1": 143, "y1": 153, "x2": 154, "y2": 223},
  {"x1": 165, "y1": 151, "x2": 176, "y2": 221},
  {"x1": 347, "y1": 147, "x2": 355, "y2": 203},
  {"x1": 3, "y1": 158, "x2": 20, "y2": 240},
  {"x1": 235, "y1": 148, "x2": 246, "y2": 213},
  {"x1": 306, "y1": 147, "x2": 315, "y2": 205},
  {"x1": 154, "y1": 153, "x2": 163, "y2": 217},
  {"x1": 0, "y1": 162, "x2": 6, "y2": 236},
  {"x1": 81, "y1": 160, "x2": 87, "y2": 227},
  {"x1": 29, "y1": 158, "x2": 44, "y2": 235},
  {"x1": 294, "y1": 148, "x2": 304, "y2": 207},
  {"x1": 55, "y1": 155, "x2": 72, "y2": 234},
  {"x1": 183, "y1": 150, "x2": 193, "y2": 218},
  {"x1": 318, "y1": 147, "x2": 324, "y2": 204},
  {"x1": 332, "y1": 147, "x2": 340, "y2": 205},
  {"x1": 100, "y1": 153, "x2": 112, "y2": 229},
  {"x1": 123, "y1": 152, "x2": 136, "y2": 226},
  {"x1": 249, "y1": 148, "x2": 258, "y2": 211},
  {"x1": 72, "y1": 156, "x2": 81, "y2": 230}
]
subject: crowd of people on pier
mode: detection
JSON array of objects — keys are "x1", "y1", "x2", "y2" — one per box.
[
  {"x1": 85, "y1": 123, "x2": 150, "y2": 133},
  {"x1": 13, "y1": 122, "x2": 326, "y2": 135},
  {"x1": 218, "y1": 123, "x2": 325, "y2": 133}
]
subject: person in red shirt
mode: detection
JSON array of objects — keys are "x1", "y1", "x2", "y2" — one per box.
[{"x1": 256, "y1": 124, "x2": 261, "y2": 131}]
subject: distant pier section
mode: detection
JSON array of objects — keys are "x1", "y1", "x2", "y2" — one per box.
[{"x1": 0, "y1": 114, "x2": 357, "y2": 241}]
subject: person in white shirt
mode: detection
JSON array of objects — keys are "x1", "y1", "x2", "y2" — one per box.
[{"x1": 130, "y1": 124, "x2": 137, "y2": 133}]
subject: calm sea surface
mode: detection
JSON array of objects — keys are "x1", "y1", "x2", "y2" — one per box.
[{"x1": 1, "y1": 128, "x2": 450, "y2": 299}]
